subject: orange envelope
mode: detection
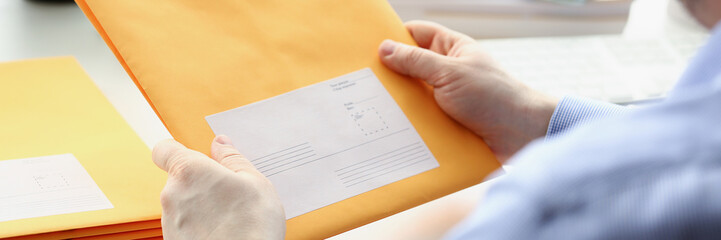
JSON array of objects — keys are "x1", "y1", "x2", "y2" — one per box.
[
  {"x1": 0, "y1": 57, "x2": 165, "y2": 238},
  {"x1": 75, "y1": 0, "x2": 502, "y2": 239},
  {"x1": 73, "y1": 228, "x2": 163, "y2": 240},
  {"x1": 3, "y1": 220, "x2": 160, "y2": 240}
]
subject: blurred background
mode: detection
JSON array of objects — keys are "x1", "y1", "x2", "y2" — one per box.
[
  {"x1": 392, "y1": 0, "x2": 634, "y2": 38},
  {"x1": 0, "y1": 0, "x2": 710, "y2": 239}
]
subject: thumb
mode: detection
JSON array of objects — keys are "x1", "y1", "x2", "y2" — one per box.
[
  {"x1": 379, "y1": 39, "x2": 449, "y2": 85},
  {"x1": 210, "y1": 135, "x2": 259, "y2": 173},
  {"x1": 152, "y1": 139, "x2": 210, "y2": 176}
]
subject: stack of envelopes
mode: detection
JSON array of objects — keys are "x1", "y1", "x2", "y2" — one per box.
[{"x1": 0, "y1": 57, "x2": 165, "y2": 239}]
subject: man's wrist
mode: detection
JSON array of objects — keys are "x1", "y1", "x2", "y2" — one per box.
[{"x1": 519, "y1": 90, "x2": 559, "y2": 141}]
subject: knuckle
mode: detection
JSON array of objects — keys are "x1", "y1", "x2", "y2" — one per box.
[
  {"x1": 423, "y1": 59, "x2": 458, "y2": 86},
  {"x1": 159, "y1": 186, "x2": 174, "y2": 208},
  {"x1": 216, "y1": 147, "x2": 244, "y2": 162},
  {"x1": 430, "y1": 63, "x2": 455, "y2": 80},
  {"x1": 166, "y1": 154, "x2": 199, "y2": 181},
  {"x1": 164, "y1": 152, "x2": 185, "y2": 172},
  {"x1": 172, "y1": 166, "x2": 195, "y2": 183},
  {"x1": 403, "y1": 48, "x2": 425, "y2": 66}
]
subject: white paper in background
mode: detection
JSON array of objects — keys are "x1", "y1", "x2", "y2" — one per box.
[
  {"x1": 206, "y1": 68, "x2": 439, "y2": 219},
  {"x1": 0, "y1": 154, "x2": 113, "y2": 222}
]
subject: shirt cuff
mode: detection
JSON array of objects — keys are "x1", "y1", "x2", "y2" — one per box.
[{"x1": 546, "y1": 96, "x2": 629, "y2": 140}]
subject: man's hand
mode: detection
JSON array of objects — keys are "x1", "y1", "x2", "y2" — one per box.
[
  {"x1": 152, "y1": 136, "x2": 285, "y2": 240},
  {"x1": 379, "y1": 21, "x2": 558, "y2": 162}
]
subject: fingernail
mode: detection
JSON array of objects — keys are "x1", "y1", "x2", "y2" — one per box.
[
  {"x1": 380, "y1": 40, "x2": 396, "y2": 56},
  {"x1": 215, "y1": 135, "x2": 233, "y2": 146}
]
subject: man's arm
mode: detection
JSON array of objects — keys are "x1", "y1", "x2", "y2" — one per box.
[
  {"x1": 444, "y1": 80, "x2": 721, "y2": 239},
  {"x1": 378, "y1": 21, "x2": 633, "y2": 160}
]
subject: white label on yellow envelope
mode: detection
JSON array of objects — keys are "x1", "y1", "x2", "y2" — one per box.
[
  {"x1": 206, "y1": 68, "x2": 439, "y2": 219},
  {"x1": 0, "y1": 154, "x2": 113, "y2": 222}
]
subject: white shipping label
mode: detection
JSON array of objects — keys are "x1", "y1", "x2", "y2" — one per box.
[
  {"x1": 0, "y1": 154, "x2": 113, "y2": 222},
  {"x1": 206, "y1": 68, "x2": 439, "y2": 219}
]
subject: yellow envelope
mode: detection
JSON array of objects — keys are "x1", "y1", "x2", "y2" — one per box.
[
  {"x1": 0, "y1": 57, "x2": 165, "y2": 238},
  {"x1": 75, "y1": 0, "x2": 502, "y2": 239}
]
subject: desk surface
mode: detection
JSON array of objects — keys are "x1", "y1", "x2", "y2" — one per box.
[{"x1": 0, "y1": 0, "x2": 693, "y2": 239}]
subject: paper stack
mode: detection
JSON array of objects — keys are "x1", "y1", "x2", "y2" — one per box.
[{"x1": 0, "y1": 57, "x2": 165, "y2": 239}]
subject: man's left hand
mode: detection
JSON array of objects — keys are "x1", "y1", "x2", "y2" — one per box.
[{"x1": 152, "y1": 135, "x2": 286, "y2": 240}]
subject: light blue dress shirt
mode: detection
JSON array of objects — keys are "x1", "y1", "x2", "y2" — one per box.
[{"x1": 446, "y1": 25, "x2": 721, "y2": 239}]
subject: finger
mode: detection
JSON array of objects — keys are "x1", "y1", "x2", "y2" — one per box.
[
  {"x1": 210, "y1": 135, "x2": 259, "y2": 173},
  {"x1": 404, "y1": 20, "x2": 476, "y2": 56},
  {"x1": 152, "y1": 139, "x2": 208, "y2": 176},
  {"x1": 379, "y1": 39, "x2": 450, "y2": 84}
]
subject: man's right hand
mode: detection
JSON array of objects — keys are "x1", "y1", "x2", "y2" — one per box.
[{"x1": 379, "y1": 21, "x2": 558, "y2": 162}]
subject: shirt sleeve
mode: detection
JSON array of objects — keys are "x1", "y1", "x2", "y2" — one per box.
[{"x1": 546, "y1": 96, "x2": 629, "y2": 139}]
